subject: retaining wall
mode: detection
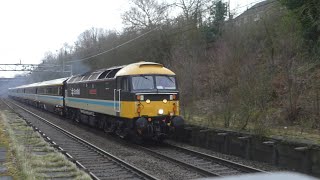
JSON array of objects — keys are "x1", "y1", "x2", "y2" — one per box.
[{"x1": 172, "y1": 125, "x2": 320, "y2": 177}]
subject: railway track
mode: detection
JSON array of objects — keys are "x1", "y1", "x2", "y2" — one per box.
[
  {"x1": 138, "y1": 143, "x2": 266, "y2": 177},
  {"x1": 3, "y1": 98, "x2": 267, "y2": 179},
  {"x1": 2, "y1": 99, "x2": 158, "y2": 180}
]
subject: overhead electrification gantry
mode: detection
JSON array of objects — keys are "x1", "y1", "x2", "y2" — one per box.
[{"x1": 0, "y1": 64, "x2": 72, "y2": 75}]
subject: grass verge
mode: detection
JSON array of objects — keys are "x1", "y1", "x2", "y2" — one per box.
[{"x1": 1, "y1": 110, "x2": 92, "y2": 180}]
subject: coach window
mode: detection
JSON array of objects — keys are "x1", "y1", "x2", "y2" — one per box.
[
  {"x1": 52, "y1": 87, "x2": 58, "y2": 95},
  {"x1": 58, "y1": 87, "x2": 62, "y2": 95},
  {"x1": 47, "y1": 87, "x2": 53, "y2": 95}
]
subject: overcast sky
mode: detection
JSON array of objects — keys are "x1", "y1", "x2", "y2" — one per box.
[{"x1": 0, "y1": 0, "x2": 263, "y2": 78}]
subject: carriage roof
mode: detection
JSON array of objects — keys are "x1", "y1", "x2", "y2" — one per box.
[{"x1": 10, "y1": 77, "x2": 68, "y2": 90}]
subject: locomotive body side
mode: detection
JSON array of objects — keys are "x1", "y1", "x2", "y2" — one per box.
[
  {"x1": 65, "y1": 78, "x2": 118, "y2": 116},
  {"x1": 65, "y1": 62, "x2": 184, "y2": 141}
]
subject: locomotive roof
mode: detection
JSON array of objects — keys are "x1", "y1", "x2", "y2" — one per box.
[
  {"x1": 10, "y1": 77, "x2": 68, "y2": 89},
  {"x1": 116, "y1": 62, "x2": 175, "y2": 76},
  {"x1": 67, "y1": 62, "x2": 175, "y2": 84}
]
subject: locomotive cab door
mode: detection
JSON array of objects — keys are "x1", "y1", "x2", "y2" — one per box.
[
  {"x1": 114, "y1": 77, "x2": 130, "y2": 117},
  {"x1": 114, "y1": 78, "x2": 121, "y2": 116}
]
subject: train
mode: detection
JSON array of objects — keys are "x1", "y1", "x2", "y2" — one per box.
[{"x1": 8, "y1": 62, "x2": 184, "y2": 142}]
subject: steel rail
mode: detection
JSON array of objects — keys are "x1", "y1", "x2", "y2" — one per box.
[
  {"x1": 137, "y1": 144, "x2": 221, "y2": 177},
  {"x1": 138, "y1": 143, "x2": 266, "y2": 177}
]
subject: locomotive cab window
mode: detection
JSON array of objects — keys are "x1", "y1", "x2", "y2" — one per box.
[
  {"x1": 132, "y1": 76, "x2": 154, "y2": 90},
  {"x1": 155, "y1": 76, "x2": 176, "y2": 90}
]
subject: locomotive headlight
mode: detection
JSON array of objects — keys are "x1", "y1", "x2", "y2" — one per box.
[{"x1": 158, "y1": 109, "x2": 164, "y2": 115}]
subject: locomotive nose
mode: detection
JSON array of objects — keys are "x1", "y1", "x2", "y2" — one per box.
[{"x1": 135, "y1": 95, "x2": 178, "y2": 117}]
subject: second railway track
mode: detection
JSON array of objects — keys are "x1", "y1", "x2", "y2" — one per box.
[
  {"x1": 138, "y1": 143, "x2": 266, "y2": 177},
  {"x1": 2, "y1": 99, "x2": 158, "y2": 180}
]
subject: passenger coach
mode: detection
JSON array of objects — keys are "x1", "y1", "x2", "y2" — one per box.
[{"x1": 8, "y1": 78, "x2": 67, "y2": 114}]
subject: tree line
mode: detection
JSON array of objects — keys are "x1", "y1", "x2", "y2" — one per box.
[{"x1": 24, "y1": 0, "x2": 320, "y2": 134}]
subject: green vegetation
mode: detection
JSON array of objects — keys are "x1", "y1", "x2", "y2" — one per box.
[
  {"x1": 19, "y1": 0, "x2": 320, "y2": 142},
  {"x1": 280, "y1": 0, "x2": 320, "y2": 53}
]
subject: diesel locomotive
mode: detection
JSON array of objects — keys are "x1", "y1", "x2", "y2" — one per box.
[{"x1": 8, "y1": 62, "x2": 184, "y2": 141}]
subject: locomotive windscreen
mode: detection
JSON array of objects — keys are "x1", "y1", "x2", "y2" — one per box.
[
  {"x1": 132, "y1": 76, "x2": 154, "y2": 90},
  {"x1": 155, "y1": 76, "x2": 176, "y2": 90},
  {"x1": 132, "y1": 75, "x2": 176, "y2": 90}
]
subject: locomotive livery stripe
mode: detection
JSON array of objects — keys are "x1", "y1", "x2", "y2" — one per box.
[
  {"x1": 65, "y1": 97, "x2": 118, "y2": 107},
  {"x1": 65, "y1": 97, "x2": 118, "y2": 116}
]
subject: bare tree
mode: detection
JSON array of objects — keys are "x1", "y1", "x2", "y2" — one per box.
[
  {"x1": 76, "y1": 27, "x2": 104, "y2": 50},
  {"x1": 122, "y1": 0, "x2": 171, "y2": 30},
  {"x1": 174, "y1": 0, "x2": 210, "y2": 25}
]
